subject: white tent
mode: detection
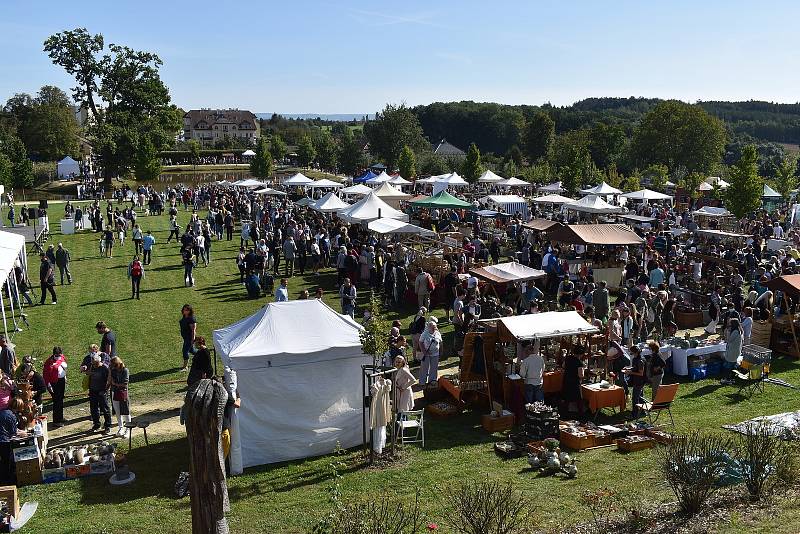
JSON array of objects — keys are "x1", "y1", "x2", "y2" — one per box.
[
  {"x1": 253, "y1": 187, "x2": 287, "y2": 196},
  {"x1": 213, "y1": 300, "x2": 370, "y2": 470},
  {"x1": 372, "y1": 182, "x2": 410, "y2": 200},
  {"x1": 283, "y1": 173, "x2": 314, "y2": 186},
  {"x1": 388, "y1": 175, "x2": 413, "y2": 186},
  {"x1": 697, "y1": 182, "x2": 714, "y2": 192},
  {"x1": 341, "y1": 184, "x2": 373, "y2": 196},
  {"x1": 581, "y1": 181, "x2": 622, "y2": 195},
  {"x1": 693, "y1": 206, "x2": 732, "y2": 217},
  {"x1": 477, "y1": 170, "x2": 504, "y2": 183},
  {"x1": 479, "y1": 194, "x2": 529, "y2": 217},
  {"x1": 537, "y1": 181, "x2": 564, "y2": 193},
  {"x1": 311, "y1": 191, "x2": 350, "y2": 213},
  {"x1": 566, "y1": 195, "x2": 622, "y2": 214},
  {"x1": 241, "y1": 149, "x2": 256, "y2": 157},
  {"x1": 706, "y1": 176, "x2": 730, "y2": 189},
  {"x1": 365, "y1": 171, "x2": 394, "y2": 185},
  {"x1": 338, "y1": 192, "x2": 409, "y2": 223},
  {"x1": 432, "y1": 172, "x2": 470, "y2": 195},
  {"x1": 308, "y1": 178, "x2": 344, "y2": 189},
  {"x1": 57, "y1": 156, "x2": 80, "y2": 180},
  {"x1": 367, "y1": 218, "x2": 436, "y2": 237},
  {"x1": 0, "y1": 231, "x2": 27, "y2": 338},
  {"x1": 496, "y1": 311, "x2": 599, "y2": 341},
  {"x1": 620, "y1": 189, "x2": 673, "y2": 201},
  {"x1": 763, "y1": 184, "x2": 782, "y2": 198},
  {"x1": 470, "y1": 261, "x2": 546, "y2": 284},
  {"x1": 496, "y1": 177, "x2": 531, "y2": 187},
  {"x1": 234, "y1": 179, "x2": 265, "y2": 188},
  {"x1": 533, "y1": 194, "x2": 575, "y2": 205}
]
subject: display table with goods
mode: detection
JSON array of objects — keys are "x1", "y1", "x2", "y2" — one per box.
[
  {"x1": 668, "y1": 337, "x2": 727, "y2": 378},
  {"x1": 580, "y1": 382, "x2": 626, "y2": 417}
]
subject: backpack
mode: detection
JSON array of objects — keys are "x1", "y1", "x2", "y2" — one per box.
[
  {"x1": 131, "y1": 260, "x2": 143, "y2": 277},
  {"x1": 426, "y1": 273, "x2": 436, "y2": 292},
  {"x1": 345, "y1": 254, "x2": 358, "y2": 271}
]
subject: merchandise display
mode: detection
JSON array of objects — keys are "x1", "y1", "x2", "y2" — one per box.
[{"x1": 526, "y1": 438, "x2": 577, "y2": 478}]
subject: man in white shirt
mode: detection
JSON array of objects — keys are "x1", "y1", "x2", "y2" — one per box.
[
  {"x1": 773, "y1": 222, "x2": 784, "y2": 239},
  {"x1": 519, "y1": 341, "x2": 545, "y2": 403}
]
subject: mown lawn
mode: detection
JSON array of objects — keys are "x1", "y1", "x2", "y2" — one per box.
[{"x1": 11, "y1": 204, "x2": 800, "y2": 533}]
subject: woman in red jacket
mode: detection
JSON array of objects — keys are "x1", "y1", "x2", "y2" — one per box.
[{"x1": 43, "y1": 347, "x2": 67, "y2": 428}]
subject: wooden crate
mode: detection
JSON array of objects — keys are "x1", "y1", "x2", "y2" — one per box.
[
  {"x1": 481, "y1": 413, "x2": 514, "y2": 433},
  {"x1": 616, "y1": 437, "x2": 655, "y2": 452},
  {"x1": 645, "y1": 429, "x2": 674, "y2": 445},
  {"x1": 559, "y1": 430, "x2": 595, "y2": 451},
  {"x1": 0, "y1": 486, "x2": 19, "y2": 518},
  {"x1": 15, "y1": 457, "x2": 42, "y2": 486},
  {"x1": 425, "y1": 402, "x2": 461, "y2": 419}
]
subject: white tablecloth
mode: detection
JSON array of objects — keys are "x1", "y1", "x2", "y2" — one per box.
[{"x1": 670, "y1": 343, "x2": 726, "y2": 376}]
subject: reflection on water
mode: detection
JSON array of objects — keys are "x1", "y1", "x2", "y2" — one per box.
[{"x1": 157, "y1": 170, "x2": 253, "y2": 184}]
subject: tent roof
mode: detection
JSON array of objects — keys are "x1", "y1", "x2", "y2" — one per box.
[
  {"x1": 548, "y1": 223, "x2": 644, "y2": 245},
  {"x1": 581, "y1": 181, "x2": 622, "y2": 195},
  {"x1": 475, "y1": 210, "x2": 499, "y2": 217},
  {"x1": 620, "y1": 188, "x2": 673, "y2": 201},
  {"x1": 435, "y1": 172, "x2": 469, "y2": 186},
  {"x1": 706, "y1": 176, "x2": 730, "y2": 189},
  {"x1": 693, "y1": 206, "x2": 732, "y2": 217},
  {"x1": 253, "y1": 187, "x2": 287, "y2": 196},
  {"x1": 241, "y1": 149, "x2": 256, "y2": 156},
  {"x1": 365, "y1": 171, "x2": 393, "y2": 184},
  {"x1": 338, "y1": 192, "x2": 408, "y2": 223},
  {"x1": 367, "y1": 218, "x2": 436, "y2": 236},
  {"x1": 763, "y1": 184, "x2": 782, "y2": 198},
  {"x1": 497, "y1": 177, "x2": 531, "y2": 187},
  {"x1": 532, "y1": 194, "x2": 575, "y2": 204},
  {"x1": 354, "y1": 170, "x2": 377, "y2": 183},
  {"x1": 411, "y1": 190, "x2": 473, "y2": 209},
  {"x1": 388, "y1": 175, "x2": 412, "y2": 185},
  {"x1": 522, "y1": 219, "x2": 562, "y2": 232},
  {"x1": 307, "y1": 178, "x2": 343, "y2": 188},
  {"x1": 213, "y1": 300, "x2": 364, "y2": 368},
  {"x1": 294, "y1": 197, "x2": 316, "y2": 207},
  {"x1": 480, "y1": 194, "x2": 528, "y2": 205},
  {"x1": 341, "y1": 184, "x2": 373, "y2": 195},
  {"x1": 234, "y1": 178, "x2": 265, "y2": 188},
  {"x1": 566, "y1": 195, "x2": 623, "y2": 214},
  {"x1": 470, "y1": 262, "x2": 546, "y2": 284},
  {"x1": 283, "y1": 173, "x2": 314, "y2": 185},
  {"x1": 58, "y1": 156, "x2": 78, "y2": 164},
  {"x1": 497, "y1": 311, "x2": 599, "y2": 341},
  {"x1": 537, "y1": 181, "x2": 564, "y2": 192},
  {"x1": 618, "y1": 214, "x2": 656, "y2": 223},
  {"x1": 477, "y1": 169, "x2": 504, "y2": 183},
  {"x1": 311, "y1": 191, "x2": 350, "y2": 212},
  {"x1": 765, "y1": 275, "x2": 800, "y2": 298},
  {"x1": 697, "y1": 182, "x2": 714, "y2": 191},
  {"x1": 373, "y1": 182, "x2": 410, "y2": 199},
  {"x1": 694, "y1": 229, "x2": 749, "y2": 239}
]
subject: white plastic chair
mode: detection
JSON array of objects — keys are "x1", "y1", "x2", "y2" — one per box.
[{"x1": 396, "y1": 410, "x2": 425, "y2": 447}]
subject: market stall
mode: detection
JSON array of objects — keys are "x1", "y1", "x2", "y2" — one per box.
[
  {"x1": 372, "y1": 181, "x2": 411, "y2": 208},
  {"x1": 764, "y1": 274, "x2": 800, "y2": 359},
  {"x1": 338, "y1": 192, "x2": 409, "y2": 223},
  {"x1": 310, "y1": 192, "x2": 350, "y2": 213},
  {"x1": 479, "y1": 194, "x2": 529, "y2": 218}
]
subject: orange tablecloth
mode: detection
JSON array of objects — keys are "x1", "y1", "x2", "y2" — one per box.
[
  {"x1": 543, "y1": 370, "x2": 563, "y2": 394},
  {"x1": 581, "y1": 383, "x2": 626, "y2": 414}
]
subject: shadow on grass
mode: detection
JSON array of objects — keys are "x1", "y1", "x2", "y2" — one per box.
[
  {"x1": 680, "y1": 383, "x2": 725, "y2": 399},
  {"x1": 130, "y1": 368, "x2": 178, "y2": 383}
]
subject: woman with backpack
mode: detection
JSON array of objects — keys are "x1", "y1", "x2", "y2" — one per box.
[{"x1": 128, "y1": 255, "x2": 145, "y2": 299}]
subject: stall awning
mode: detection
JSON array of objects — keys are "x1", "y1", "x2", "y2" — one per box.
[
  {"x1": 548, "y1": 224, "x2": 643, "y2": 245},
  {"x1": 497, "y1": 311, "x2": 599, "y2": 341},
  {"x1": 522, "y1": 219, "x2": 562, "y2": 232},
  {"x1": 367, "y1": 218, "x2": 435, "y2": 236},
  {"x1": 764, "y1": 275, "x2": 800, "y2": 298},
  {"x1": 617, "y1": 214, "x2": 656, "y2": 223},
  {"x1": 695, "y1": 229, "x2": 749, "y2": 239},
  {"x1": 469, "y1": 262, "x2": 546, "y2": 284},
  {"x1": 411, "y1": 191, "x2": 473, "y2": 209}
]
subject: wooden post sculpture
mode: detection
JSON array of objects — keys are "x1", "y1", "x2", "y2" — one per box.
[{"x1": 184, "y1": 378, "x2": 230, "y2": 534}]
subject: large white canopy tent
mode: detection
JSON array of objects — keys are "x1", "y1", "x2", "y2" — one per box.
[
  {"x1": 253, "y1": 187, "x2": 286, "y2": 196},
  {"x1": 367, "y1": 218, "x2": 436, "y2": 237},
  {"x1": 0, "y1": 231, "x2": 27, "y2": 339},
  {"x1": 241, "y1": 149, "x2": 256, "y2": 157},
  {"x1": 432, "y1": 172, "x2": 469, "y2": 195},
  {"x1": 537, "y1": 181, "x2": 564, "y2": 194},
  {"x1": 470, "y1": 261, "x2": 546, "y2": 285},
  {"x1": 283, "y1": 173, "x2": 314, "y2": 186},
  {"x1": 365, "y1": 171, "x2": 394, "y2": 185},
  {"x1": 705, "y1": 176, "x2": 730, "y2": 189},
  {"x1": 477, "y1": 170, "x2": 504, "y2": 183},
  {"x1": 496, "y1": 177, "x2": 532, "y2": 187},
  {"x1": 213, "y1": 300, "x2": 370, "y2": 471},
  {"x1": 57, "y1": 156, "x2": 80, "y2": 180},
  {"x1": 311, "y1": 191, "x2": 350, "y2": 213},
  {"x1": 697, "y1": 182, "x2": 714, "y2": 192},
  {"x1": 307, "y1": 178, "x2": 344, "y2": 189},
  {"x1": 479, "y1": 194, "x2": 529, "y2": 218},
  {"x1": 234, "y1": 179, "x2": 266, "y2": 188},
  {"x1": 620, "y1": 189, "x2": 673, "y2": 202},
  {"x1": 495, "y1": 311, "x2": 599, "y2": 341},
  {"x1": 693, "y1": 206, "x2": 732, "y2": 217},
  {"x1": 338, "y1": 192, "x2": 409, "y2": 223},
  {"x1": 388, "y1": 175, "x2": 413, "y2": 186},
  {"x1": 532, "y1": 194, "x2": 576, "y2": 205},
  {"x1": 565, "y1": 194, "x2": 622, "y2": 214},
  {"x1": 581, "y1": 181, "x2": 623, "y2": 196},
  {"x1": 340, "y1": 183, "x2": 373, "y2": 196},
  {"x1": 372, "y1": 182, "x2": 410, "y2": 200}
]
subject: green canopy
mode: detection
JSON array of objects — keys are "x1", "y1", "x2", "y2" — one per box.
[{"x1": 410, "y1": 191, "x2": 474, "y2": 209}]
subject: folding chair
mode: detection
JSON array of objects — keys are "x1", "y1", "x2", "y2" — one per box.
[
  {"x1": 733, "y1": 364, "x2": 766, "y2": 398},
  {"x1": 636, "y1": 383, "x2": 678, "y2": 427},
  {"x1": 396, "y1": 410, "x2": 425, "y2": 447}
]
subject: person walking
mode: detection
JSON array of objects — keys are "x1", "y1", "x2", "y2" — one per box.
[
  {"x1": 182, "y1": 246, "x2": 196, "y2": 287},
  {"x1": 132, "y1": 224, "x2": 143, "y2": 255},
  {"x1": 339, "y1": 277, "x2": 357, "y2": 318},
  {"x1": 414, "y1": 267, "x2": 433, "y2": 310},
  {"x1": 127, "y1": 255, "x2": 145, "y2": 299},
  {"x1": 179, "y1": 304, "x2": 197, "y2": 371},
  {"x1": 519, "y1": 340, "x2": 545, "y2": 403},
  {"x1": 167, "y1": 215, "x2": 180, "y2": 243},
  {"x1": 142, "y1": 230, "x2": 155, "y2": 265},
  {"x1": 109, "y1": 357, "x2": 131, "y2": 437},
  {"x1": 54, "y1": 243, "x2": 72, "y2": 285},
  {"x1": 283, "y1": 236, "x2": 296, "y2": 277},
  {"x1": 418, "y1": 318, "x2": 443, "y2": 386},
  {"x1": 87, "y1": 354, "x2": 111, "y2": 433},
  {"x1": 224, "y1": 211, "x2": 234, "y2": 241},
  {"x1": 103, "y1": 225, "x2": 115, "y2": 258},
  {"x1": 38, "y1": 253, "x2": 57, "y2": 305},
  {"x1": 43, "y1": 347, "x2": 67, "y2": 428},
  {"x1": 96, "y1": 321, "x2": 117, "y2": 358}
]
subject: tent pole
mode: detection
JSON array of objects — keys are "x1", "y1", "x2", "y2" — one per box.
[{"x1": 0, "y1": 292, "x2": 7, "y2": 340}]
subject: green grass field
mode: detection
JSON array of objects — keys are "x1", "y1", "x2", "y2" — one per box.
[{"x1": 10, "y1": 206, "x2": 800, "y2": 533}]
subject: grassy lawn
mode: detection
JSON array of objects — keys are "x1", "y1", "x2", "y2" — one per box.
[{"x1": 8, "y1": 206, "x2": 800, "y2": 533}]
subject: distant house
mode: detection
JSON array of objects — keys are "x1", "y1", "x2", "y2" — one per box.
[
  {"x1": 183, "y1": 109, "x2": 260, "y2": 147},
  {"x1": 432, "y1": 139, "x2": 466, "y2": 158}
]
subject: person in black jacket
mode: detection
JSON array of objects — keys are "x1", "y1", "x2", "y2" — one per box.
[
  {"x1": 187, "y1": 337, "x2": 213, "y2": 387},
  {"x1": 38, "y1": 254, "x2": 57, "y2": 305}
]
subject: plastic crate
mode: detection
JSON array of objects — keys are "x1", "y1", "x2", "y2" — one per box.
[{"x1": 689, "y1": 365, "x2": 708, "y2": 382}]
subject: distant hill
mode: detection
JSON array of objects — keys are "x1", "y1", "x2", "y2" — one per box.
[{"x1": 256, "y1": 113, "x2": 366, "y2": 122}]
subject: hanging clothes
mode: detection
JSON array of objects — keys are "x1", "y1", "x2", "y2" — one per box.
[
  {"x1": 370, "y1": 377, "x2": 392, "y2": 454},
  {"x1": 393, "y1": 366, "x2": 417, "y2": 413}
]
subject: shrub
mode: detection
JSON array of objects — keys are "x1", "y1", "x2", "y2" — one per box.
[
  {"x1": 736, "y1": 422, "x2": 799, "y2": 500},
  {"x1": 313, "y1": 492, "x2": 424, "y2": 534},
  {"x1": 657, "y1": 431, "x2": 731, "y2": 515},
  {"x1": 444, "y1": 481, "x2": 534, "y2": 534}
]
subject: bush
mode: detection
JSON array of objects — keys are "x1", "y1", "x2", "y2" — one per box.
[
  {"x1": 444, "y1": 481, "x2": 534, "y2": 534},
  {"x1": 657, "y1": 431, "x2": 732, "y2": 515},
  {"x1": 736, "y1": 422, "x2": 799, "y2": 500},
  {"x1": 313, "y1": 492, "x2": 424, "y2": 534}
]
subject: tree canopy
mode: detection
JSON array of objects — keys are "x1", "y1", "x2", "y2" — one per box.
[
  {"x1": 297, "y1": 135, "x2": 316, "y2": 167},
  {"x1": 250, "y1": 135, "x2": 272, "y2": 179},
  {"x1": 461, "y1": 143, "x2": 483, "y2": 183},
  {"x1": 3, "y1": 86, "x2": 79, "y2": 161},
  {"x1": 363, "y1": 104, "x2": 428, "y2": 169},
  {"x1": 725, "y1": 145, "x2": 763, "y2": 217},
  {"x1": 397, "y1": 145, "x2": 416, "y2": 179},
  {"x1": 523, "y1": 112, "x2": 555, "y2": 163}
]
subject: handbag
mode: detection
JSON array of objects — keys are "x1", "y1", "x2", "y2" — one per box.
[{"x1": 113, "y1": 387, "x2": 129, "y2": 402}]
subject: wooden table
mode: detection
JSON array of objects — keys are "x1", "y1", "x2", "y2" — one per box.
[
  {"x1": 581, "y1": 383, "x2": 626, "y2": 419},
  {"x1": 542, "y1": 370, "x2": 563, "y2": 394}
]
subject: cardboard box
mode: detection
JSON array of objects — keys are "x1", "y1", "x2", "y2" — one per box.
[
  {"x1": 0, "y1": 486, "x2": 19, "y2": 518},
  {"x1": 15, "y1": 457, "x2": 42, "y2": 487},
  {"x1": 89, "y1": 458, "x2": 115, "y2": 475},
  {"x1": 64, "y1": 463, "x2": 91, "y2": 479},
  {"x1": 11, "y1": 437, "x2": 39, "y2": 463},
  {"x1": 41, "y1": 467, "x2": 66, "y2": 484},
  {"x1": 481, "y1": 413, "x2": 515, "y2": 433}
]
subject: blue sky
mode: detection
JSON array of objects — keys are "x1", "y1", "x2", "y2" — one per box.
[{"x1": 1, "y1": 1, "x2": 798, "y2": 114}]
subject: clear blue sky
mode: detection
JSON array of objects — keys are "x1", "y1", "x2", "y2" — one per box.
[{"x1": 1, "y1": 0, "x2": 798, "y2": 114}]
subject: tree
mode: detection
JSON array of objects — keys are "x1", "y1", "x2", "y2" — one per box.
[
  {"x1": 551, "y1": 130, "x2": 591, "y2": 195},
  {"x1": 461, "y1": 142, "x2": 483, "y2": 183},
  {"x1": 250, "y1": 136, "x2": 273, "y2": 179},
  {"x1": 0, "y1": 153, "x2": 12, "y2": 188},
  {"x1": 269, "y1": 134, "x2": 287, "y2": 163},
  {"x1": 44, "y1": 28, "x2": 181, "y2": 183},
  {"x1": 338, "y1": 128, "x2": 363, "y2": 176},
  {"x1": 588, "y1": 121, "x2": 626, "y2": 169},
  {"x1": 623, "y1": 171, "x2": 641, "y2": 192},
  {"x1": 523, "y1": 112, "x2": 555, "y2": 163},
  {"x1": 397, "y1": 145, "x2": 416, "y2": 179},
  {"x1": 187, "y1": 139, "x2": 201, "y2": 168},
  {"x1": 0, "y1": 133, "x2": 34, "y2": 188},
  {"x1": 642, "y1": 163, "x2": 669, "y2": 191},
  {"x1": 771, "y1": 152, "x2": 798, "y2": 200},
  {"x1": 4, "y1": 87, "x2": 79, "y2": 161},
  {"x1": 419, "y1": 153, "x2": 449, "y2": 176},
  {"x1": 630, "y1": 100, "x2": 726, "y2": 175},
  {"x1": 314, "y1": 130, "x2": 338, "y2": 171},
  {"x1": 725, "y1": 145, "x2": 763, "y2": 217},
  {"x1": 359, "y1": 295, "x2": 390, "y2": 367},
  {"x1": 679, "y1": 172, "x2": 705, "y2": 200},
  {"x1": 133, "y1": 136, "x2": 161, "y2": 181},
  {"x1": 506, "y1": 145, "x2": 523, "y2": 166},
  {"x1": 604, "y1": 163, "x2": 623, "y2": 189},
  {"x1": 363, "y1": 104, "x2": 427, "y2": 169},
  {"x1": 297, "y1": 135, "x2": 316, "y2": 167}
]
